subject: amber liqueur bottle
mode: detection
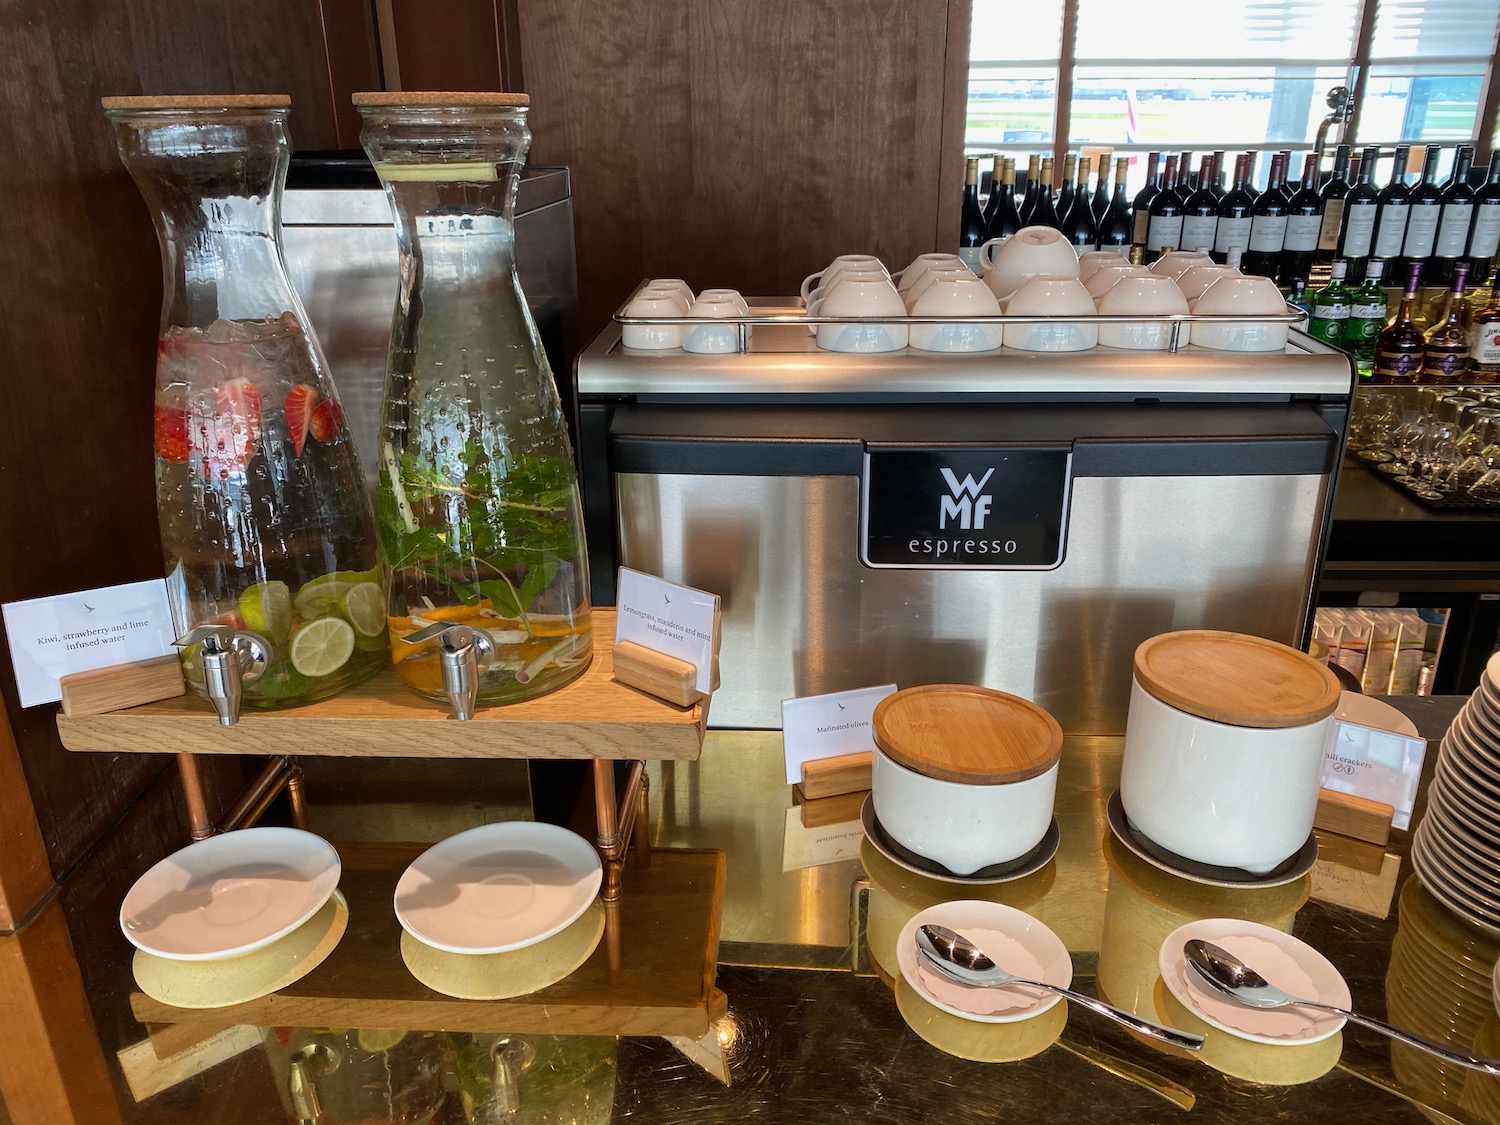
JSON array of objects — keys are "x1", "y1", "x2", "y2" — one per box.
[
  {"x1": 1372, "y1": 261, "x2": 1426, "y2": 384},
  {"x1": 1423, "y1": 262, "x2": 1471, "y2": 383}
]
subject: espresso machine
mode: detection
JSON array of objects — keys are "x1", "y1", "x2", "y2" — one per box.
[{"x1": 575, "y1": 307, "x2": 1354, "y2": 733}]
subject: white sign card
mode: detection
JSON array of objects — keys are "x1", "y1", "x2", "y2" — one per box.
[
  {"x1": 614, "y1": 568, "x2": 719, "y2": 695},
  {"x1": 1321, "y1": 718, "x2": 1427, "y2": 831},
  {"x1": 781, "y1": 683, "x2": 898, "y2": 784},
  {"x1": 2, "y1": 579, "x2": 177, "y2": 707},
  {"x1": 781, "y1": 805, "x2": 865, "y2": 871}
]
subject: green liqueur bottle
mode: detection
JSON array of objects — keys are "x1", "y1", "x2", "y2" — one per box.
[
  {"x1": 1348, "y1": 258, "x2": 1389, "y2": 375},
  {"x1": 1309, "y1": 260, "x2": 1352, "y2": 347}
]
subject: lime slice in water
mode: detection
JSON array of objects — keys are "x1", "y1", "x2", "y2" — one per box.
[
  {"x1": 294, "y1": 568, "x2": 378, "y2": 618},
  {"x1": 355, "y1": 1028, "x2": 407, "y2": 1052},
  {"x1": 289, "y1": 617, "x2": 355, "y2": 678},
  {"x1": 239, "y1": 581, "x2": 291, "y2": 641},
  {"x1": 341, "y1": 582, "x2": 386, "y2": 638}
]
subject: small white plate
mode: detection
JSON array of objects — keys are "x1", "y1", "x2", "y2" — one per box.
[
  {"x1": 394, "y1": 822, "x2": 602, "y2": 955},
  {"x1": 120, "y1": 827, "x2": 340, "y2": 962},
  {"x1": 1159, "y1": 919, "x2": 1350, "y2": 1046},
  {"x1": 896, "y1": 900, "x2": 1071, "y2": 1024}
]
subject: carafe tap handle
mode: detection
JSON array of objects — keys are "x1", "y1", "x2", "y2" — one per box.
[
  {"x1": 490, "y1": 1036, "x2": 535, "y2": 1117},
  {"x1": 174, "y1": 625, "x2": 271, "y2": 727},
  {"x1": 402, "y1": 622, "x2": 496, "y2": 721},
  {"x1": 286, "y1": 1043, "x2": 337, "y2": 1125}
]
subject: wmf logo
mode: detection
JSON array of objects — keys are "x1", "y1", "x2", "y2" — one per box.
[{"x1": 938, "y1": 467, "x2": 994, "y2": 530}]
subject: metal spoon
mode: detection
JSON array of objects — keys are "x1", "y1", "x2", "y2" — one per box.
[
  {"x1": 1184, "y1": 938, "x2": 1500, "y2": 1074},
  {"x1": 917, "y1": 924, "x2": 1205, "y2": 1050}
]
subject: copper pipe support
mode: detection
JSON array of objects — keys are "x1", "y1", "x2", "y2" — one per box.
[
  {"x1": 633, "y1": 771, "x2": 652, "y2": 870},
  {"x1": 286, "y1": 764, "x2": 310, "y2": 830},
  {"x1": 219, "y1": 756, "x2": 291, "y2": 831},
  {"x1": 176, "y1": 753, "x2": 214, "y2": 840}
]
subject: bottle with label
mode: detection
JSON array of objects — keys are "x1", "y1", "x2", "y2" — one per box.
[
  {"x1": 1430, "y1": 145, "x2": 1476, "y2": 287},
  {"x1": 1018, "y1": 153, "x2": 1042, "y2": 225},
  {"x1": 1372, "y1": 261, "x2": 1426, "y2": 384},
  {"x1": 1337, "y1": 145, "x2": 1382, "y2": 282},
  {"x1": 1468, "y1": 152, "x2": 1500, "y2": 285},
  {"x1": 1063, "y1": 155, "x2": 1098, "y2": 253},
  {"x1": 985, "y1": 157, "x2": 1022, "y2": 241},
  {"x1": 1280, "y1": 152, "x2": 1324, "y2": 285},
  {"x1": 1180, "y1": 153, "x2": 1219, "y2": 255},
  {"x1": 1210, "y1": 150, "x2": 1228, "y2": 197},
  {"x1": 1091, "y1": 149, "x2": 1113, "y2": 223},
  {"x1": 1056, "y1": 153, "x2": 1077, "y2": 223},
  {"x1": 1132, "y1": 151, "x2": 1162, "y2": 249},
  {"x1": 1309, "y1": 260, "x2": 1352, "y2": 346},
  {"x1": 1468, "y1": 264, "x2": 1500, "y2": 379},
  {"x1": 1278, "y1": 150, "x2": 1296, "y2": 197},
  {"x1": 1372, "y1": 143, "x2": 1413, "y2": 270},
  {"x1": 1098, "y1": 157, "x2": 1133, "y2": 255},
  {"x1": 1423, "y1": 262, "x2": 1471, "y2": 384},
  {"x1": 1243, "y1": 152, "x2": 1289, "y2": 277},
  {"x1": 1145, "y1": 153, "x2": 1184, "y2": 264},
  {"x1": 1214, "y1": 152, "x2": 1255, "y2": 264},
  {"x1": 1032, "y1": 156, "x2": 1060, "y2": 229},
  {"x1": 1400, "y1": 145, "x2": 1444, "y2": 275},
  {"x1": 981, "y1": 152, "x2": 1006, "y2": 233},
  {"x1": 1287, "y1": 278, "x2": 1312, "y2": 329},
  {"x1": 1348, "y1": 259, "x2": 1389, "y2": 375},
  {"x1": 1316, "y1": 145, "x2": 1351, "y2": 266},
  {"x1": 959, "y1": 156, "x2": 987, "y2": 271}
]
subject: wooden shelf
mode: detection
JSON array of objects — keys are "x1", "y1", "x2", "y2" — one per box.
[
  {"x1": 56, "y1": 609, "x2": 705, "y2": 761},
  {"x1": 132, "y1": 843, "x2": 726, "y2": 1039}
]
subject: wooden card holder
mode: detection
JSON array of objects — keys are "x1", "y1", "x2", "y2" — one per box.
[
  {"x1": 797, "y1": 750, "x2": 873, "y2": 800},
  {"x1": 1313, "y1": 787, "x2": 1394, "y2": 847},
  {"x1": 59, "y1": 655, "x2": 184, "y2": 717},
  {"x1": 611, "y1": 642, "x2": 720, "y2": 707}
]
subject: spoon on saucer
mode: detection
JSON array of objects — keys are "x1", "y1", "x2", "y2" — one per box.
[
  {"x1": 1184, "y1": 938, "x2": 1500, "y2": 1073},
  {"x1": 917, "y1": 925, "x2": 1204, "y2": 1050}
]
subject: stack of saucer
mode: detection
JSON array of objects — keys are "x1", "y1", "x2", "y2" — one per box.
[
  {"x1": 1412, "y1": 653, "x2": 1500, "y2": 932},
  {"x1": 122, "y1": 827, "x2": 348, "y2": 1008},
  {"x1": 396, "y1": 822, "x2": 604, "y2": 1000}
]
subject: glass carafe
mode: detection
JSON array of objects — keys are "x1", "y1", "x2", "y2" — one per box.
[
  {"x1": 356, "y1": 93, "x2": 592, "y2": 707},
  {"x1": 105, "y1": 96, "x2": 386, "y2": 709}
]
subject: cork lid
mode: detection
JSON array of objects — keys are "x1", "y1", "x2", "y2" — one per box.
[
  {"x1": 873, "y1": 685, "x2": 1063, "y2": 785},
  {"x1": 1133, "y1": 630, "x2": 1341, "y2": 729},
  {"x1": 101, "y1": 95, "x2": 290, "y2": 111},
  {"x1": 351, "y1": 91, "x2": 529, "y2": 108}
]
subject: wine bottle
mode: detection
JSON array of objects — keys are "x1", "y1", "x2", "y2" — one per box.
[
  {"x1": 1145, "y1": 154, "x2": 1184, "y2": 263},
  {"x1": 1423, "y1": 262, "x2": 1471, "y2": 383},
  {"x1": 1179, "y1": 150, "x2": 1196, "y2": 192},
  {"x1": 1063, "y1": 155, "x2": 1098, "y2": 253},
  {"x1": 1468, "y1": 152, "x2": 1500, "y2": 286},
  {"x1": 1468, "y1": 262, "x2": 1500, "y2": 377},
  {"x1": 1019, "y1": 153, "x2": 1042, "y2": 225},
  {"x1": 1243, "y1": 152, "x2": 1289, "y2": 277},
  {"x1": 1372, "y1": 143, "x2": 1413, "y2": 267},
  {"x1": 1348, "y1": 258, "x2": 1388, "y2": 374},
  {"x1": 1278, "y1": 150, "x2": 1295, "y2": 197},
  {"x1": 1210, "y1": 150, "x2": 1228, "y2": 198},
  {"x1": 1308, "y1": 259, "x2": 1352, "y2": 347},
  {"x1": 1213, "y1": 153, "x2": 1255, "y2": 264},
  {"x1": 1337, "y1": 146, "x2": 1382, "y2": 282},
  {"x1": 1399, "y1": 145, "x2": 1444, "y2": 276},
  {"x1": 1098, "y1": 156, "x2": 1133, "y2": 256},
  {"x1": 981, "y1": 152, "x2": 1006, "y2": 233},
  {"x1": 959, "y1": 156, "x2": 987, "y2": 271},
  {"x1": 1091, "y1": 149, "x2": 1113, "y2": 223},
  {"x1": 985, "y1": 157, "x2": 1022, "y2": 241},
  {"x1": 1032, "y1": 156, "x2": 1060, "y2": 229},
  {"x1": 1315, "y1": 145, "x2": 1351, "y2": 266},
  {"x1": 1279, "y1": 152, "x2": 1324, "y2": 285},
  {"x1": 1430, "y1": 145, "x2": 1476, "y2": 287},
  {"x1": 1056, "y1": 154, "x2": 1077, "y2": 224},
  {"x1": 1132, "y1": 152, "x2": 1162, "y2": 249},
  {"x1": 1372, "y1": 261, "x2": 1426, "y2": 384},
  {"x1": 1179, "y1": 153, "x2": 1219, "y2": 254}
]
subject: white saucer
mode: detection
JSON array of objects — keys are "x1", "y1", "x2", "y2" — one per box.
[
  {"x1": 1159, "y1": 918, "x2": 1350, "y2": 1046},
  {"x1": 895, "y1": 900, "x2": 1071, "y2": 1024},
  {"x1": 394, "y1": 822, "x2": 602, "y2": 955},
  {"x1": 120, "y1": 827, "x2": 341, "y2": 961}
]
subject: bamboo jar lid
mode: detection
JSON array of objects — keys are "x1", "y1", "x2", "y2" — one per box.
[
  {"x1": 101, "y1": 94, "x2": 291, "y2": 111},
  {"x1": 1133, "y1": 630, "x2": 1340, "y2": 729},
  {"x1": 351, "y1": 91, "x2": 530, "y2": 108},
  {"x1": 873, "y1": 684, "x2": 1063, "y2": 785}
]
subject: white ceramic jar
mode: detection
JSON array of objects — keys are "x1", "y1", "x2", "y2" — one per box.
[
  {"x1": 1119, "y1": 631, "x2": 1341, "y2": 874},
  {"x1": 871, "y1": 684, "x2": 1063, "y2": 876}
]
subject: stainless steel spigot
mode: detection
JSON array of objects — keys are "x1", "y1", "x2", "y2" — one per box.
[
  {"x1": 403, "y1": 621, "x2": 496, "y2": 720},
  {"x1": 490, "y1": 1036, "x2": 535, "y2": 1117},
  {"x1": 286, "y1": 1042, "x2": 338, "y2": 1125},
  {"x1": 174, "y1": 624, "x2": 270, "y2": 726}
]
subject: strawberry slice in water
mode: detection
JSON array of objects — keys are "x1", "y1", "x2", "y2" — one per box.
[
  {"x1": 284, "y1": 383, "x2": 317, "y2": 456},
  {"x1": 153, "y1": 389, "x2": 191, "y2": 463},
  {"x1": 309, "y1": 398, "x2": 343, "y2": 444},
  {"x1": 200, "y1": 378, "x2": 263, "y2": 476}
]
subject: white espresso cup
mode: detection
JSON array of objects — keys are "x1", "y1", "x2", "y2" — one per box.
[
  {"x1": 801, "y1": 255, "x2": 887, "y2": 304},
  {"x1": 1078, "y1": 249, "x2": 1132, "y2": 281},
  {"x1": 1084, "y1": 262, "x2": 1152, "y2": 299},
  {"x1": 909, "y1": 272, "x2": 1003, "y2": 352},
  {"x1": 815, "y1": 273, "x2": 908, "y2": 352},
  {"x1": 1192, "y1": 275, "x2": 1291, "y2": 352},
  {"x1": 1149, "y1": 250, "x2": 1214, "y2": 280},
  {"x1": 621, "y1": 289, "x2": 687, "y2": 350},
  {"x1": 647, "y1": 278, "x2": 695, "y2": 311},
  {"x1": 682, "y1": 292, "x2": 745, "y2": 354},
  {"x1": 1175, "y1": 263, "x2": 1240, "y2": 303},
  {"x1": 1097, "y1": 276, "x2": 1191, "y2": 350},
  {"x1": 982, "y1": 226, "x2": 1081, "y2": 299},
  {"x1": 896, "y1": 253, "x2": 968, "y2": 297},
  {"x1": 1003, "y1": 275, "x2": 1097, "y2": 351}
]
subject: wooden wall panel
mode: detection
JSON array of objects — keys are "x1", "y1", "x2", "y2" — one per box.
[
  {"x1": 515, "y1": 0, "x2": 972, "y2": 336},
  {"x1": 384, "y1": 0, "x2": 506, "y2": 93},
  {"x1": 0, "y1": 0, "x2": 344, "y2": 901}
]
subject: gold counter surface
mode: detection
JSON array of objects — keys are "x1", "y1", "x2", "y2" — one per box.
[{"x1": 4, "y1": 697, "x2": 1496, "y2": 1123}]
